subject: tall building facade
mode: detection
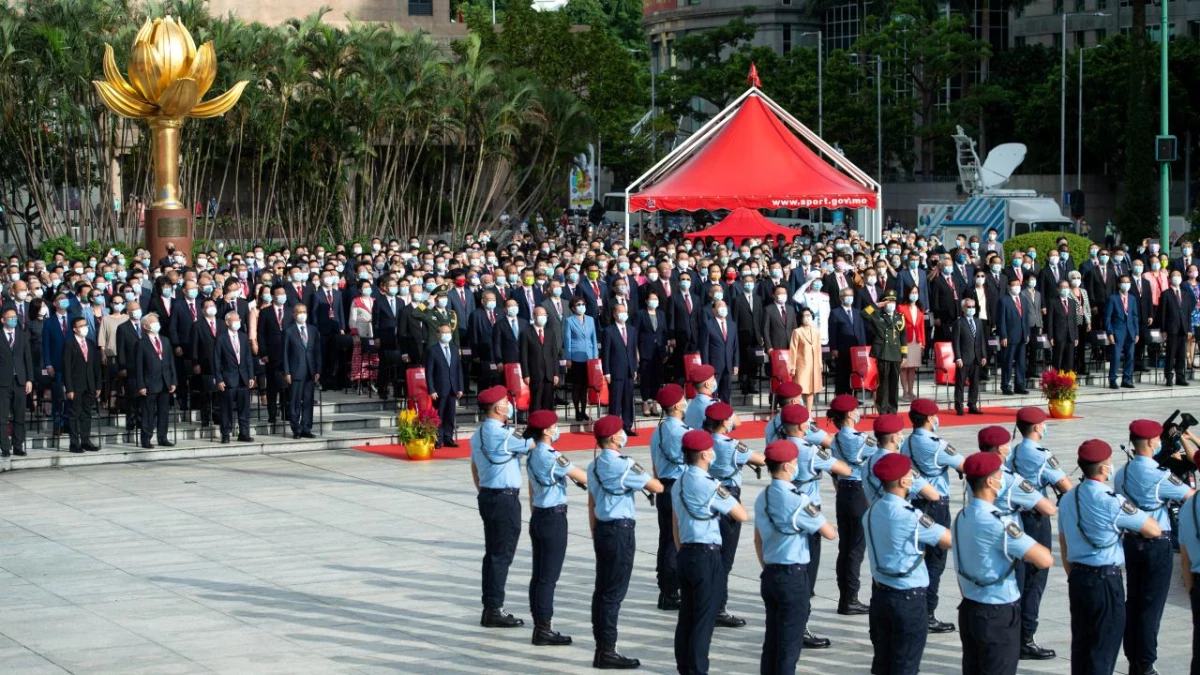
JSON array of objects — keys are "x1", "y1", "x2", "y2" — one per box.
[{"x1": 206, "y1": 0, "x2": 468, "y2": 41}]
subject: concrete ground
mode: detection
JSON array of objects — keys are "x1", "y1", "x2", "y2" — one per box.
[{"x1": 0, "y1": 398, "x2": 1195, "y2": 674}]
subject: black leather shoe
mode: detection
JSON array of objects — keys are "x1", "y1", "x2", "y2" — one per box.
[
  {"x1": 1178, "y1": 379, "x2": 1190, "y2": 387},
  {"x1": 1109, "y1": 383, "x2": 1119, "y2": 390},
  {"x1": 531, "y1": 621, "x2": 572, "y2": 646},
  {"x1": 237, "y1": 435, "x2": 253, "y2": 443},
  {"x1": 1122, "y1": 382, "x2": 1135, "y2": 389},
  {"x1": 158, "y1": 441, "x2": 175, "y2": 448},
  {"x1": 445, "y1": 440, "x2": 460, "y2": 448},
  {"x1": 715, "y1": 611, "x2": 746, "y2": 628},
  {"x1": 83, "y1": 444, "x2": 99, "y2": 452},
  {"x1": 300, "y1": 431, "x2": 316, "y2": 439},
  {"x1": 480, "y1": 607, "x2": 524, "y2": 628},
  {"x1": 1015, "y1": 388, "x2": 1029, "y2": 395},
  {"x1": 293, "y1": 433, "x2": 301, "y2": 440},
  {"x1": 221, "y1": 437, "x2": 231, "y2": 444},
  {"x1": 69, "y1": 446, "x2": 83, "y2": 454},
  {"x1": 928, "y1": 616, "x2": 956, "y2": 633},
  {"x1": 1002, "y1": 389, "x2": 1014, "y2": 395},
  {"x1": 12, "y1": 449, "x2": 26, "y2": 456},
  {"x1": 140, "y1": 442, "x2": 154, "y2": 449},
  {"x1": 1019, "y1": 637, "x2": 1055, "y2": 660},
  {"x1": 803, "y1": 629, "x2": 831, "y2": 649},
  {"x1": 969, "y1": 407, "x2": 984, "y2": 415},
  {"x1": 657, "y1": 592, "x2": 681, "y2": 611},
  {"x1": 955, "y1": 406, "x2": 964, "y2": 416},
  {"x1": 837, "y1": 599, "x2": 870, "y2": 615},
  {"x1": 626, "y1": 429, "x2": 639, "y2": 437},
  {"x1": 593, "y1": 647, "x2": 639, "y2": 669}
]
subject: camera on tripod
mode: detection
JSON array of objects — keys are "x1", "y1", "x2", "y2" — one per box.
[{"x1": 1155, "y1": 409, "x2": 1198, "y2": 477}]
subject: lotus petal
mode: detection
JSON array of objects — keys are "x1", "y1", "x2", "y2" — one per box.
[
  {"x1": 188, "y1": 80, "x2": 248, "y2": 119},
  {"x1": 154, "y1": 16, "x2": 191, "y2": 82},
  {"x1": 178, "y1": 18, "x2": 198, "y2": 65},
  {"x1": 103, "y1": 44, "x2": 143, "y2": 102},
  {"x1": 93, "y1": 80, "x2": 155, "y2": 118},
  {"x1": 157, "y1": 77, "x2": 200, "y2": 118},
  {"x1": 190, "y1": 42, "x2": 217, "y2": 100},
  {"x1": 133, "y1": 17, "x2": 154, "y2": 46},
  {"x1": 129, "y1": 40, "x2": 165, "y2": 104}
]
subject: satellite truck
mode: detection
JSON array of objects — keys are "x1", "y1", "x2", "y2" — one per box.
[{"x1": 917, "y1": 126, "x2": 1075, "y2": 242}]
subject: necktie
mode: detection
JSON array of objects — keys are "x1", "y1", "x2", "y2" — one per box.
[
  {"x1": 460, "y1": 290, "x2": 465, "y2": 304},
  {"x1": 1015, "y1": 297, "x2": 1022, "y2": 318},
  {"x1": 1101, "y1": 267, "x2": 1106, "y2": 283},
  {"x1": 488, "y1": 310, "x2": 494, "y2": 325},
  {"x1": 593, "y1": 281, "x2": 601, "y2": 304},
  {"x1": 1063, "y1": 298, "x2": 1069, "y2": 316},
  {"x1": 300, "y1": 325, "x2": 308, "y2": 345},
  {"x1": 511, "y1": 319, "x2": 517, "y2": 337},
  {"x1": 620, "y1": 325, "x2": 627, "y2": 345},
  {"x1": 232, "y1": 333, "x2": 240, "y2": 363},
  {"x1": 80, "y1": 337, "x2": 87, "y2": 360},
  {"x1": 664, "y1": 284, "x2": 670, "y2": 299},
  {"x1": 134, "y1": 325, "x2": 140, "y2": 338},
  {"x1": 444, "y1": 344, "x2": 451, "y2": 363},
  {"x1": 61, "y1": 316, "x2": 66, "y2": 335},
  {"x1": 17, "y1": 304, "x2": 23, "y2": 326},
  {"x1": 1122, "y1": 294, "x2": 1128, "y2": 313},
  {"x1": 685, "y1": 294, "x2": 692, "y2": 314},
  {"x1": 969, "y1": 318, "x2": 976, "y2": 337},
  {"x1": 327, "y1": 291, "x2": 334, "y2": 317},
  {"x1": 189, "y1": 302, "x2": 196, "y2": 321},
  {"x1": 153, "y1": 336, "x2": 161, "y2": 358},
  {"x1": 719, "y1": 320, "x2": 727, "y2": 340},
  {"x1": 554, "y1": 299, "x2": 561, "y2": 316},
  {"x1": 1178, "y1": 289, "x2": 1183, "y2": 304},
  {"x1": 276, "y1": 307, "x2": 282, "y2": 326},
  {"x1": 209, "y1": 319, "x2": 216, "y2": 336},
  {"x1": 869, "y1": 286, "x2": 876, "y2": 303},
  {"x1": 538, "y1": 328, "x2": 544, "y2": 345},
  {"x1": 780, "y1": 306, "x2": 786, "y2": 322}
]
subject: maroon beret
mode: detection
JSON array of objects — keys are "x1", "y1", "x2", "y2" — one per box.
[
  {"x1": 682, "y1": 430, "x2": 714, "y2": 453},
  {"x1": 830, "y1": 394, "x2": 859, "y2": 413},
  {"x1": 977, "y1": 426, "x2": 1010, "y2": 449},
  {"x1": 478, "y1": 385, "x2": 508, "y2": 406},
  {"x1": 764, "y1": 440, "x2": 799, "y2": 463},
  {"x1": 910, "y1": 398, "x2": 939, "y2": 416},
  {"x1": 656, "y1": 384, "x2": 685, "y2": 409},
  {"x1": 527, "y1": 410, "x2": 558, "y2": 430},
  {"x1": 593, "y1": 415, "x2": 624, "y2": 440},
  {"x1": 780, "y1": 404, "x2": 810, "y2": 425},
  {"x1": 874, "y1": 414, "x2": 904, "y2": 435},
  {"x1": 1016, "y1": 407, "x2": 1047, "y2": 425},
  {"x1": 1129, "y1": 419, "x2": 1163, "y2": 440},
  {"x1": 963, "y1": 452, "x2": 1003, "y2": 479},
  {"x1": 690, "y1": 364, "x2": 716, "y2": 383},
  {"x1": 873, "y1": 453, "x2": 912, "y2": 482},
  {"x1": 776, "y1": 382, "x2": 802, "y2": 399},
  {"x1": 705, "y1": 402, "x2": 734, "y2": 422},
  {"x1": 1078, "y1": 439, "x2": 1112, "y2": 463}
]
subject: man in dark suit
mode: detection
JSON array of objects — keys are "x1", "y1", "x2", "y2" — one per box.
[
  {"x1": 729, "y1": 274, "x2": 763, "y2": 395},
  {"x1": 1172, "y1": 243, "x2": 1196, "y2": 274},
  {"x1": 169, "y1": 280, "x2": 200, "y2": 411},
  {"x1": 1086, "y1": 251, "x2": 1116, "y2": 321},
  {"x1": 929, "y1": 264, "x2": 962, "y2": 342},
  {"x1": 1160, "y1": 271, "x2": 1194, "y2": 386},
  {"x1": 1105, "y1": 275, "x2": 1140, "y2": 389},
  {"x1": 949, "y1": 248, "x2": 975, "y2": 292},
  {"x1": 950, "y1": 298, "x2": 986, "y2": 415},
  {"x1": 447, "y1": 275, "x2": 475, "y2": 344},
  {"x1": 760, "y1": 285, "x2": 797, "y2": 353},
  {"x1": 313, "y1": 274, "x2": 345, "y2": 388},
  {"x1": 540, "y1": 282, "x2": 569, "y2": 345},
  {"x1": 426, "y1": 324, "x2": 464, "y2": 447},
  {"x1": 282, "y1": 303, "x2": 321, "y2": 438},
  {"x1": 213, "y1": 310, "x2": 255, "y2": 443},
  {"x1": 63, "y1": 315, "x2": 101, "y2": 453},
  {"x1": 116, "y1": 302, "x2": 146, "y2": 436},
  {"x1": 896, "y1": 256, "x2": 930, "y2": 308},
  {"x1": 608, "y1": 272, "x2": 640, "y2": 317},
  {"x1": 259, "y1": 289, "x2": 290, "y2": 428},
  {"x1": 513, "y1": 276, "x2": 544, "y2": 322},
  {"x1": 372, "y1": 282, "x2": 402, "y2": 400},
  {"x1": 854, "y1": 272, "x2": 886, "y2": 310},
  {"x1": 468, "y1": 290, "x2": 500, "y2": 389},
  {"x1": 1129, "y1": 267, "x2": 1155, "y2": 372},
  {"x1": 670, "y1": 272, "x2": 701, "y2": 353},
  {"x1": 601, "y1": 308, "x2": 639, "y2": 434},
  {"x1": 134, "y1": 313, "x2": 177, "y2": 449},
  {"x1": 492, "y1": 298, "x2": 527, "y2": 368},
  {"x1": 996, "y1": 277, "x2": 1030, "y2": 396},
  {"x1": 1045, "y1": 280, "x2": 1080, "y2": 372},
  {"x1": 698, "y1": 301, "x2": 739, "y2": 403},
  {"x1": 0, "y1": 307, "x2": 32, "y2": 457},
  {"x1": 43, "y1": 291, "x2": 72, "y2": 434},
  {"x1": 827, "y1": 286, "x2": 867, "y2": 395},
  {"x1": 579, "y1": 263, "x2": 608, "y2": 324},
  {"x1": 1038, "y1": 251, "x2": 1067, "y2": 292},
  {"x1": 520, "y1": 307, "x2": 561, "y2": 413},
  {"x1": 189, "y1": 299, "x2": 221, "y2": 428},
  {"x1": 284, "y1": 267, "x2": 315, "y2": 310}
]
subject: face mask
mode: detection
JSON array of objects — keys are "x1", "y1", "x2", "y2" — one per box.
[
  {"x1": 648, "y1": 300, "x2": 659, "y2": 310},
  {"x1": 230, "y1": 321, "x2": 242, "y2": 332},
  {"x1": 574, "y1": 305, "x2": 586, "y2": 315},
  {"x1": 841, "y1": 296, "x2": 854, "y2": 306},
  {"x1": 1119, "y1": 282, "x2": 1131, "y2": 292},
  {"x1": 1152, "y1": 262, "x2": 1162, "y2": 271},
  {"x1": 273, "y1": 294, "x2": 287, "y2": 305},
  {"x1": 884, "y1": 302, "x2": 896, "y2": 313},
  {"x1": 506, "y1": 306, "x2": 519, "y2": 317},
  {"x1": 1070, "y1": 278, "x2": 1081, "y2": 288},
  {"x1": 1133, "y1": 266, "x2": 1144, "y2": 276},
  {"x1": 716, "y1": 308, "x2": 727, "y2": 319},
  {"x1": 1172, "y1": 276, "x2": 1183, "y2": 286},
  {"x1": 435, "y1": 298, "x2": 447, "y2": 309},
  {"x1": 387, "y1": 286, "x2": 400, "y2": 296},
  {"x1": 1059, "y1": 288, "x2": 1070, "y2": 298},
  {"x1": 743, "y1": 282, "x2": 755, "y2": 292},
  {"x1": 680, "y1": 280, "x2": 691, "y2": 290},
  {"x1": 162, "y1": 288, "x2": 173, "y2": 298},
  {"x1": 439, "y1": 332, "x2": 453, "y2": 344},
  {"x1": 955, "y1": 254, "x2": 967, "y2": 264},
  {"x1": 148, "y1": 322, "x2": 160, "y2": 334},
  {"x1": 92, "y1": 296, "x2": 105, "y2": 306},
  {"x1": 965, "y1": 307, "x2": 976, "y2": 317},
  {"x1": 587, "y1": 271, "x2": 599, "y2": 281},
  {"x1": 771, "y1": 269, "x2": 782, "y2": 279},
  {"x1": 909, "y1": 293, "x2": 919, "y2": 303},
  {"x1": 1113, "y1": 254, "x2": 1125, "y2": 263},
  {"x1": 293, "y1": 272, "x2": 306, "y2": 283},
  {"x1": 1027, "y1": 251, "x2": 1037, "y2": 261},
  {"x1": 568, "y1": 272, "x2": 579, "y2": 284},
  {"x1": 412, "y1": 292, "x2": 426, "y2": 304},
  {"x1": 775, "y1": 295, "x2": 787, "y2": 306},
  {"x1": 296, "y1": 313, "x2": 308, "y2": 324},
  {"x1": 1012, "y1": 259, "x2": 1022, "y2": 268},
  {"x1": 1027, "y1": 280, "x2": 1036, "y2": 289},
  {"x1": 1009, "y1": 286, "x2": 1021, "y2": 296},
  {"x1": 507, "y1": 403, "x2": 515, "y2": 421},
  {"x1": 1186, "y1": 248, "x2": 1194, "y2": 257},
  {"x1": 1099, "y1": 255, "x2": 1110, "y2": 264},
  {"x1": 2, "y1": 317, "x2": 16, "y2": 329},
  {"x1": 185, "y1": 288, "x2": 198, "y2": 300},
  {"x1": 941, "y1": 266, "x2": 953, "y2": 276},
  {"x1": 204, "y1": 306, "x2": 218, "y2": 317},
  {"x1": 991, "y1": 264, "x2": 1002, "y2": 274}
]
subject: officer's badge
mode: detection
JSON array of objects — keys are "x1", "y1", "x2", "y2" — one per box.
[
  {"x1": 943, "y1": 444, "x2": 958, "y2": 456},
  {"x1": 865, "y1": 436, "x2": 878, "y2": 447},
  {"x1": 1004, "y1": 522, "x2": 1023, "y2": 538},
  {"x1": 1018, "y1": 480, "x2": 1035, "y2": 493},
  {"x1": 1120, "y1": 500, "x2": 1138, "y2": 515},
  {"x1": 918, "y1": 514, "x2": 935, "y2": 528},
  {"x1": 805, "y1": 503, "x2": 820, "y2": 517},
  {"x1": 817, "y1": 447, "x2": 831, "y2": 460},
  {"x1": 555, "y1": 455, "x2": 570, "y2": 468},
  {"x1": 1169, "y1": 474, "x2": 1184, "y2": 486},
  {"x1": 630, "y1": 462, "x2": 646, "y2": 475},
  {"x1": 1046, "y1": 456, "x2": 1061, "y2": 469},
  {"x1": 715, "y1": 485, "x2": 731, "y2": 499}
]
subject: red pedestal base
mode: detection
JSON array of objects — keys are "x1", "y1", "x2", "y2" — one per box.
[{"x1": 145, "y1": 208, "x2": 193, "y2": 262}]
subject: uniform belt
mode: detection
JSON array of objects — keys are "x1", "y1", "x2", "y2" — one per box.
[
  {"x1": 480, "y1": 488, "x2": 519, "y2": 496},
  {"x1": 1071, "y1": 563, "x2": 1122, "y2": 576},
  {"x1": 913, "y1": 496, "x2": 950, "y2": 505},
  {"x1": 597, "y1": 518, "x2": 636, "y2": 528},
  {"x1": 680, "y1": 543, "x2": 721, "y2": 551},
  {"x1": 659, "y1": 478, "x2": 677, "y2": 486},
  {"x1": 764, "y1": 562, "x2": 809, "y2": 571},
  {"x1": 838, "y1": 478, "x2": 862, "y2": 485},
  {"x1": 534, "y1": 504, "x2": 568, "y2": 514},
  {"x1": 873, "y1": 581, "x2": 927, "y2": 595}
]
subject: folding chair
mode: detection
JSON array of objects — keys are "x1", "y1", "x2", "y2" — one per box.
[
  {"x1": 850, "y1": 346, "x2": 878, "y2": 413},
  {"x1": 586, "y1": 358, "x2": 608, "y2": 420},
  {"x1": 406, "y1": 367, "x2": 432, "y2": 413},
  {"x1": 932, "y1": 341, "x2": 957, "y2": 405},
  {"x1": 504, "y1": 363, "x2": 531, "y2": 421},
  {"x1": 768, "y1": 348, "x2": 791, "y2": 414},
  {"x1": 682, "y1": 352, "x2": 702, "y2": 399}
]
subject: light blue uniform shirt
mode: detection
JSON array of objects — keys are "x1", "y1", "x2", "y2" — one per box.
[
  {"x1": 901, "y1": 428, "x2": 965, "y2": 497},
  {"x1": 673, "y1": 465, "x2": 738, "y2": 544},
  {"x1": 1058, "y1": 479, "x2": 1152, "y2": 566},
  {"x1": 1176, "y1": 495, "x2": 1200, "y2": 573},
  {"x1": 832, "y1": 426, "x2": 875, "y2": 482},
  {"x1": 953, "y1": 500, "x2": 1036, "y2": 604},
  {"x1": 864, "y1": 492, "x2": 947, "y2": 589},
  {"x1": 764, "y1": 415, "x2": 826, "y2": 446},
  {"x1": 1114, "y1": 455, "x2": 1191, "y2": 531},
  {"x1": 709, "y1": 433, "x2": 751, "y2": 488},
  {"x1": 471, "y1": 418, "x2": 533, "y2": 489},
  {"x1": 684, "y1": 393, "x2": 715, "y2": 430},
  {"x1": 1007, "y1": 437, "x2": 1067, "y2": 497},
  {"x1": 650, "y1": 416, "x2": 688, "y2": 481},
  {"x1": 805, "y1": 427, "x2": 829, "y2": 448},
  {"x1": 967, "y1": 467, "x2": 1043, "y2": 524},
  {"x1": 588, "y1": 449, "x2": 651, "y2": 521},
  {"x1": 526, "y1": 441, "x2": 575, "y2": 509},
  {"x1": 789, "y1": 435, "x2": 836, "y2": 506},
  {"x1": 754, "y1": 479, "x2": 827, "y2": 564},
  {"x1": 864, "y1": 449, "x2": 931, "y2": 504}
]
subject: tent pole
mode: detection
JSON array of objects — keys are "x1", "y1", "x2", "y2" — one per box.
[{"x1": 624, "y1": 188, "x2": 631, "y2": 249}]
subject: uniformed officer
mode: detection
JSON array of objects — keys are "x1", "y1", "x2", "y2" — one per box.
[
  {"x1": 901, "y1": 398, "x2": 965, "y2": 633},
  {"x1": 651, "y1": 384, "x2": 689, "y2": 611},
  {"x1": 413, "y1": 284, "x2": 459, "y2": 344},
  {"x1": 588, "y1": 414, "x2": 665, "y2": 669},
  {"x1": 975, "y1": 425, "x2": 1057, "y2": 524},
  {"x1": 673, "y1": 429, "x2": 749, "y2": 675},
  {"x1": 1174, "y1": 475, "x2": 1200, "y2": 675},
  {"x1": 524, "y1": 409, "x2": 588, "y2": 646},
  {"x1": 828, "y1": 393, "x2": 875, "y2": 615},
  {"x1": 1008, "y1": 406, "x2": 1073, "y2": 660},
  {"x1": 1114, "y1": 419, "x2": 1196, "y2": 675},
  {"x1": 470, "y1": 384, "x2": 534, "y2": 628},
  {"x1": 954, "y1": 451, "x2": 1054, "y2": 675},
  {"x1": 1058, "y1": 439, "x2": 1161, "y2": 675},
  {"x1": 684, "y1": 364, "x2": 717, "y2": 429},
  {"x1": 861, "y1": 290, "x2": 906, "y2": 414},
  {"x1": 755, "y1": 439, "x2": 837, "y2": 675},
  {"x1": 764, "y1": 381, "x2": 801, "y2": 441},
  {"x1": 863, "y1": 413, "x2": 942, "y2": 506},
  {"x1": 864, "y1": 452, "x2": 952, "y2": 675},
  {"x1": 702, "y1": 401, "x2": 765, "y2": 628}
]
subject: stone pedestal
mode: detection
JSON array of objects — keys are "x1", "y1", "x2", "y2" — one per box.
[{"x1": 146, "y1": 208, "x2": 193, "y2": 262}]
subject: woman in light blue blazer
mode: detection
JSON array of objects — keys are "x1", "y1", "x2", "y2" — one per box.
[{"x1": 563, "y1": 295, "x2": 599, "y2": 421}]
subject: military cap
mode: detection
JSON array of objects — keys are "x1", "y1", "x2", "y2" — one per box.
[
  {"x1": 527, "y1": 410, "x2": 558, "y2": 430},
  {"x1": 1078, "y1": 439, "x2": 1112, "y2": 463},
  {"x1": 656, "y1": 384, "x2": 685, "y2": 409},
  {"x1": 910, "y1": 398, "x2": 939, "y2": 416},
  {"x1": 764, "y1": 440, "x2": 799, "y2": 463},
  {"x1": 1129, "y1": 419, "x2": 1163, "y2": 440},
  {"x1": 873, "y1": 453, "x2": 912, "y2": 482},
  {"x1": 593, "y1": 415, "x2": 624, "y2": 440},
  {"x1": 977, "y1": 426, "x2": 1009, "y2": 449},
  {"x1": 478, "y1": 385, "x2": 508, "y2": 406},
  {"x1": 963, "y1": 452, "x2": 1003, "y2": 479},
  {"x1": 830, "y1": 394, "x2": 858, "y2": 413}
]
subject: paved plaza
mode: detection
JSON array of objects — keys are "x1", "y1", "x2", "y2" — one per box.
[{"x1": 0, "y1": 398, "x2": 1196, "y2": 674}]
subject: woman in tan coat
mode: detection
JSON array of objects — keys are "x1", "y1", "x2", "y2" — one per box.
[{"x1": 787, "y1": 306, "x2": 823, "y2": 411}]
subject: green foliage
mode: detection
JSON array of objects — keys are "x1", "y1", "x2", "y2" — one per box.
[
  {"x1": 36, "y1": 235, "x2": 134, "y2": 262},
  {"x1": 1002, "y1": 232, "x2": 1093, "y2": 270}
]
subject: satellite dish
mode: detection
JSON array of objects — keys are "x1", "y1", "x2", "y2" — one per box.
[
  {"x1": 979, "y1": 143, "x2": 1027, "y2": 190},
  {"x1": 531, "y1": 0, "x2": 569, "y2": 10}
]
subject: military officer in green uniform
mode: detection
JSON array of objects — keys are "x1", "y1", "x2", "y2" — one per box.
[
  {"x1": 862, "y1": 290, "x2": 906, "y2": 414},
  {"x1": 413, "y1": 284, "x2": 459, "y2": 345}
]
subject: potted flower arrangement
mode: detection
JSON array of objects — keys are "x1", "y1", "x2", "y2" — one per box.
[
  {"x1": 396, "y1": 405, "x2": 441, "y2": 460},
  {"x1": 1038, "y1": 368, "x2": 1078, "y2": 419}
]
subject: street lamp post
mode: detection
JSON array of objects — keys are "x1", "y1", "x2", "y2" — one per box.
[
  {"x1": 1078, "y1": 44, "x2": 1103, "y2": 191},
  {"x1": 1160, "y1": 0, "x2": 1171, "y2": 250},
  {"x1": 1061, "y1": 12, "x2": 1109, "y2": 207},
  {"x1": 798, "y1": 31, "x2": 823, "y2": 137}
]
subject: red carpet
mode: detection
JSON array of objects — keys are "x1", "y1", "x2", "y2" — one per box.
[{"x1": 351, "y1": 406, "x2": 1061, "y2": 462}]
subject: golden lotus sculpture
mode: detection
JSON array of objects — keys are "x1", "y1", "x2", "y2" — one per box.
[{"x1": 92, "y1": 16, "x2": 247, "y2": 211}]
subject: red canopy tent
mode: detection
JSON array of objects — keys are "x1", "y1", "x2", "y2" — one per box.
[{"x1": 682, "y1": 208, "x2": 798, "y2": 244}]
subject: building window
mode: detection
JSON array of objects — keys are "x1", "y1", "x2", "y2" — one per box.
[
  {"x1": 1097, "y1": 0, "x2": 1107, "y2": 9},
  {"x1": 1190, "y1": 21, "x2": 1200, "y2": 39},
  {"x1": 1015, "y1": 35, "x2": 1027, "y2": 47},
  {"x1": 1052, "y1": 31, "x2": 1062, "y2": 48},
  {"x1": 1075, "y1": 0, "x2": 1085, "y2": 11},
  {"x1": 783, "y1": 26, "x2": 792, "y2": 54},
  {"x1": 1053, "y1": 0, "x2": 1063, "y2": 13},
  {"x1": 1096, "y1": 28, "x2": 1107, "y2": 42},
  {"x1": 783, "y1": 0, "x2": 792, "y2": 5},
  {"x1": 1075, "y1": 30, "x2": 1085, "y2": 46},
  {"x1": 409, "y1": 0, "x2": 432, "y2": 15}
]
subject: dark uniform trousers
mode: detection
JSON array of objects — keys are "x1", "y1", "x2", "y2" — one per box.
[
  {"x1": 835, "y1": 480, "x2": 868, "y2": 602},
  {"x1": 220, "y1": 385, "x2": 250, "y2": 439},
  {"x1": 869, "y1": 584, "x2": 928, "y2": 675},
  {"x1": 807, "y1": 532, "x2": 822, "y2": 596},
  {"x1": 676, "y1": 543, "x2": 724, "y2": 675},
  {"x1": 717, "y1": 485, "x2": 742, "y2": 608},
  {"x1": 478, "y1": 489, "x2": 521, "y2": 609},
  {"x1": 1052, "y1": 338, "x2": 1076, "y2": 374},
  {"x1": 528, "y1": 505, "x2": 567, "y2": 623},
  {"x1": 1016, "y1": 510, "x2": 1051, "y2": 637},
  {"x1": 876, "y1": 359, "x2": 900, "y2": 414},
  {"x1": 912, "y1": 496, "x2": 950, "y2": 613},
  {"x1": 68, "y1": 391, "x2": 97, "y2": 450},
  {"x1": 959, "y1": 599, "x2": 1020, "y2": 675},
  {"x1": 1123, "y1": 535, "x2": 1173, "y2": 670},
  {"x1": 1167, "y1": 332, "x2": 1189, "y2": 382},
  {"x1": 592, "y1": 519, "x2": 635, "y2": 648},
  {"x1": 834, "y1": 351, "x2": 853, "y2": 395},
  {"x1": 656, "y1": 478, "x2": 679, "y2": 595},
  {"x1": 1190, "y1": 582, "x2": 1200, "y2": 675},
  {"x1": 760, "y1": 563, "x2": 811, "y2": 675},
  {"x1": 954, "y1": 359, "x2": 980, "y2": 410},
  {"x1": 1068, "y1": 564, "x2": 1125, "y2": 675}
]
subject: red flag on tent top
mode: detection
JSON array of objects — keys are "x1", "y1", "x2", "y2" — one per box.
[{"x1": 747, "y1": 63, "x2": 761, "y2": 88}]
